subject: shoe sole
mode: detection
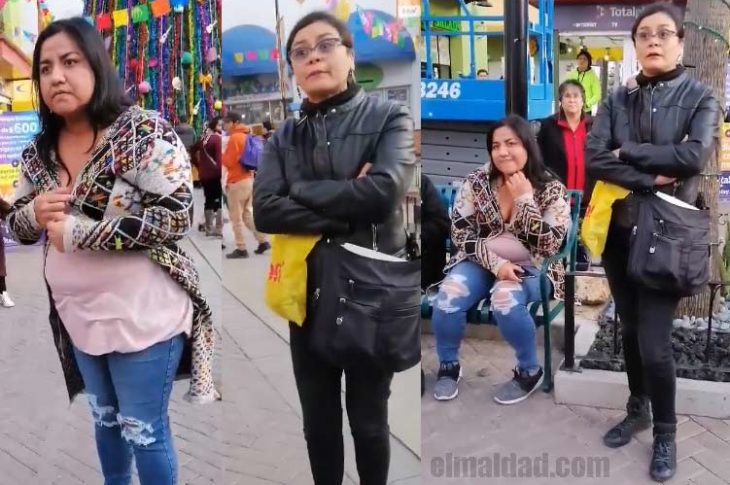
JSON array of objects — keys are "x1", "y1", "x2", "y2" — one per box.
[
  {"x1": 433, "y1": 368, "x2": 463, "y2": 401},
  {"x1": 493, "y1": 372, "x2": 544, "y2": 405}
]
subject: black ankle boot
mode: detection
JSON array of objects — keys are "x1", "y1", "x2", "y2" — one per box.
[
  {"x1": 603, "y1": 395, "x2": 652, "y2": 448},
  {"x1": 650, "y1": 432, "x2": 677, "y2": 482}
]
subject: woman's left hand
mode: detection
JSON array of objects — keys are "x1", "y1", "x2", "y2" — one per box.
[
  {"x1": 46, "y1": 215, "x2": 66, "y2": 253},
  {"x1": 505, "y1": 172, "x2": 533, "y2": 199}
]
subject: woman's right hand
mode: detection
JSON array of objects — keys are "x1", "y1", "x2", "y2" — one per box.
[
  {"x1": 655, "y1": 175, "x2": 677, "y2": 186},
  {"x1": 497, "y1": 262, "x2": 524, "y2": 282},
  {"x1": 34, "y1": 187, "x2": 72, "y2": 228}
]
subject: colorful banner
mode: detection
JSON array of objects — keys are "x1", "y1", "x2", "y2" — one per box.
[
  {"x1": 397, "y1": 0, "x2": 421, "y2": 49},
  {"x1": 0, "y1": 112, "x2": 40, "y2": 247}
]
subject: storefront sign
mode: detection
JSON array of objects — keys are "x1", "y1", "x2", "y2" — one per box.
[
  {"x1": 555, "y1": 4, "x2": 670, "y2": 32},
  {"x1": 0, "y1": 112, "x2": 39, "y2": 247},
  {"x1": 720, "y1": 123, "x2": 730, "y2": 172},
  {"x1": 426, "y1": 20, "x2": 460, "y2": 32},
  {"x1": 721, "y1": 172, "x2": 730, "y2": 203},
  {"x1": 0, "y1": 111, "x2": 39, "y2": 198}
]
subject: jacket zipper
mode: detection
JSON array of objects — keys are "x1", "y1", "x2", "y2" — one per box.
[{"x1": 648, "y1": 84, "x2": 657, "y2": 141}]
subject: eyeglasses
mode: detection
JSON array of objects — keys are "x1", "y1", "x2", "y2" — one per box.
[
  {"x1": 635, "y1": 29, "x2": 677, "y2": 44},
  {"x1": 289, "y1": 38, "x2": 345, "y2": 65}
]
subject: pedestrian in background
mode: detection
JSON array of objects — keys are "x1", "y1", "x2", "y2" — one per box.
[
  {"x1": 566, "y1": 49, "x2": 601, "y2": 114},
  {"x1": 192, "y1": 116, "x2": 224, "y2": 237},
  {"x1": 222, "y1": 112, "x2": 270, "y2": 258}
]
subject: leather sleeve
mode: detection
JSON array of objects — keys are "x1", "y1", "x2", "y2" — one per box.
[
  {"x1": 252, "y1": 132, "x2": 350, "y2": 235},
  {"x1": 619, "y1": 93, "x2": 721, "y2": 178},
  {"x1": 585, "y1": 95, "x2": 656, "y2": 191},
  {"x1": 289, "y1": 104, "x2": 416, "y2": 224}
]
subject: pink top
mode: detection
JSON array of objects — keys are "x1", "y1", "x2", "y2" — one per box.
[
  {"x1": 486, "y1": 232, "x2": 532, "y2": 266},
  {"x1": 45, "y1": 247, "x2": 193, "y2": 356}
]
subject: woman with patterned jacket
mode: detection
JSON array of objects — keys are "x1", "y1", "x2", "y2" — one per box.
[
  {"x1": 429, "y1": 115, "x2": 571, "y2": 405},
  {"x1": 6, "y1": 18, "x2": 218, "y2": 484}
]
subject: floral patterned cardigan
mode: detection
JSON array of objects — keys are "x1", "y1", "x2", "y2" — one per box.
[
  {"x1": 7, "y1": 106, "x2": 218, "y2": 404},
  {"x1": 446, "y1": 168, "x2": 572, "y2": 299}
]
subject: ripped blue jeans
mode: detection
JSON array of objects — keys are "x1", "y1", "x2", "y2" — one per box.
[
  {"x1": 432, "y1": 260, "x2": 546, "y2": 373},
  {"x1": 73, "y1": 334, "x2": 184, "y2": 485}
]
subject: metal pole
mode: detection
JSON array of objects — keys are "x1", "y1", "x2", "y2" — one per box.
[
  {"x1": 274, "y1": 0, "x2": 288, "y2": 119},
  {"x1": 424, "y1": 0, "x2": 433, "y2": 79},
  {"x1": 504, "y1": 0, "x2": 528, "y2": 117},
  {"x1": 564, "y1": 272, "x2": 576, "y2": 370}
]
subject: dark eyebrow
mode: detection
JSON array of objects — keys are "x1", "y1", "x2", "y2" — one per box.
[
  {"x1": 40, "y1": 50, "x2": 80, "y2": 65},
  {"x1": 292, "y1": 33, "x2": 339, "y2": 48},
  {"x1": 638, "y1": 24, "x2": 673, "y2": 30}
]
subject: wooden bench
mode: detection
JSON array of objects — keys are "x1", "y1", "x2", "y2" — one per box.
[{"x1": 421, "y1": 185, "x2": 583, "y2": 392}]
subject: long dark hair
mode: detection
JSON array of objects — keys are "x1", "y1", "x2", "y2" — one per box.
[
  {"x1": 487, "y1": 115, "x2": 555, "y2": 190},
  {"x1": 31, "y1": 17, "x2": 131, "y2": 170}
]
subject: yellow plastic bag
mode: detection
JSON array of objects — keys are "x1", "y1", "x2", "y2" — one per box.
[
  {"x1": 580, "y1": 181, "x2": 630, "y2": 258},
  {"x1": 264, "y1": 234, "x2": 321, "y2": 326}
]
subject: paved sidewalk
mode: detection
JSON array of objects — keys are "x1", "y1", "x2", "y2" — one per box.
[
  {"x1": 220, "y1": 201, "x2": 421, "y2": 485},
  {"x1": 0, "y1": 238, "x2": 223, "y2": 484},
  {"x1": 0, "y1": 188, "x2": 420, "y2": 484},
  {"x1": 422, "y1": 334, "x2": 730, "y2": 485}
]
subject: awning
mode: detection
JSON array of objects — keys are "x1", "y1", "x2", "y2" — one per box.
[
  {"x1": 223, "y1": 9, "x2": 415, "y2": 78},
  {"x1": 0, "y1": 35, "x2": 31, "y2": 80},
  {"x1": 222, "y1": 25, "x2": 279, "y2": 78}
]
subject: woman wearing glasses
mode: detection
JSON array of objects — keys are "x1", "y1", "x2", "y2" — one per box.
[
  {"x1": 253, "y1": 10, "x2": 416, "y2": 485},
  {"x1": 586, "y1": 4, "x2": 720, "y2": 481}
]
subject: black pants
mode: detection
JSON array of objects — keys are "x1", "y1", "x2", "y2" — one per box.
[
  {"x1": 200, "y1": 178, "x2": 222, "y2": 211},
  {"x1": 289, "y1": 322, "x2": 393, "y2": 485},
  {"x1": 603, "y1": 219, "x2": 679, "y2": 432}
]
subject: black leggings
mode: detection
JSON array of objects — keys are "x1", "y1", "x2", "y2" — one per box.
[
  {"x1": 603, "y1": 220, "x2": 680, "y2": 432},
  {"x1": 289, "y1": 322, "x2": 393, "y2": 485},
  {"x1": 0, "y1": 276, "x2": 5, "y2": 292},
  {"x1": 201, "y1": 179, "x2": 222, "y2": 211}
]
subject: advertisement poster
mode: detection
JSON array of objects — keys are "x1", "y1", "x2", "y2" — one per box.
[
  {"x1": 720, "y1": 123, "x2": 730, "y2": 172},
  {"x1": 0, "y1": 111, "x2": 40, "y2": 247}
]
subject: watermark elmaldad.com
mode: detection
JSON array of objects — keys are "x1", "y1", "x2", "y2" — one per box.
[{"x1": 431, "y1": 452, "x2": 611, "y2": 479}]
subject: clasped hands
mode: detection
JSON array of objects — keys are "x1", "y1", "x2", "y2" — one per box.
[{"x1": 34, "y1": 187, "x2": 73, "y2": 252}]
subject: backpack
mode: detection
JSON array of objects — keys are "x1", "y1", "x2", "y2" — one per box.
[{"x1": 239, "y1": 134, "x2": 264, "y2": 171}]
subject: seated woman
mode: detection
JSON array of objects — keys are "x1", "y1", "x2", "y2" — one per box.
[{"x1": 430, "y1": 115, "x2": 571, "y2": 405}]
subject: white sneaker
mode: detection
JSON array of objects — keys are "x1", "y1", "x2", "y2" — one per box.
[{"x1": 0, "y1": 291, "x2": 15, "y2": 308}]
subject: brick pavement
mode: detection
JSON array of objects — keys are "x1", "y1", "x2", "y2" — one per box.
[
  {"x1": 0, "y1": 188, "x2": 421, "y2": 484},
  {"x1": 421, "y1": 334, "x2": 730, "y2": 485}
]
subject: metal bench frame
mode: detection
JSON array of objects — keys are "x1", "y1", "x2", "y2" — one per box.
[{"x1": 422, "y1": 185, "x2": 582, "y2": 392}]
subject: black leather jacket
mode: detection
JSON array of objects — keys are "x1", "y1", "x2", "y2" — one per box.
[
  {"x1": 586, "y1": 72, "x2": 720, "y2": 205},
  {"x1": 253, "y1": 89, "x2": 416, "y2": 255}
]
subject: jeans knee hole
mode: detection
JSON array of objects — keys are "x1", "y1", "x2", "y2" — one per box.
[
  {"x1": 86, "y1": 394, "x2": 118, "y2": 428},
  {"x1": 118, "y1": 414, "x2": 156, "y2": 446},
  {"x1": 435, "y1": 275, "x2": 470, "y2": 314}
]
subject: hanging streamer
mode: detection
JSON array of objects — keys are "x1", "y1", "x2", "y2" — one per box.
[{"x1": 83, "y1": 0, "x2": 221, "y2": 132}]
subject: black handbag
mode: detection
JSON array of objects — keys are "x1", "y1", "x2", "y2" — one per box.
[
  {"x1": 306, "y1": 228, "x2": 421, "y2": 372},
  {"x1": 627, "y1": 192, "x2": 710, "y2": 296}
]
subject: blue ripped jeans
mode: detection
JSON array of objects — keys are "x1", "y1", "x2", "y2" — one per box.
[
  {"x1": 73, "y1": 334, "x2": 184, "y2": 485},
  {"x1": 431, "y1": 260, "x2": 546, "y2": 373}
]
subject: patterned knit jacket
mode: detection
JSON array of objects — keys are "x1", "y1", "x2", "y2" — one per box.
[
  {"x1": 446, "y1": 168, "x2": 571, "y2": 300},
  {"x1": 6, "y1": 106, "x2": 219, "y2": 404}
]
